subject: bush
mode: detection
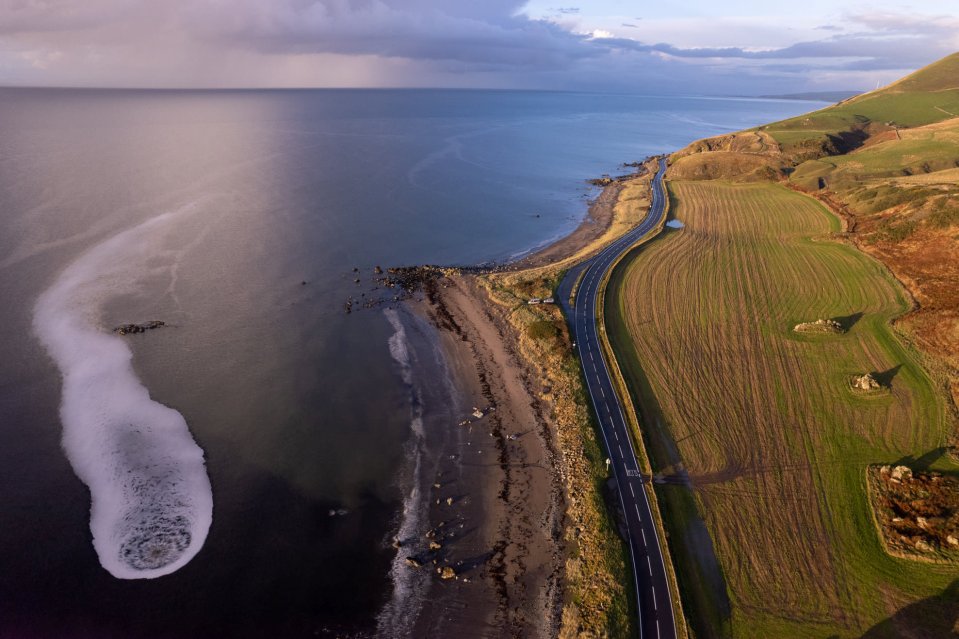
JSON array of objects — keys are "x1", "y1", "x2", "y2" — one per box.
[
  {"x1": 526, "y1": 319, "x2": 560, "y2": 342},
  {"x1": 879, "y1": 219, "x2": 918, "y2": 242},
  {"x1": 928, "y1": 196, "x2": 959, "y2": 228}
]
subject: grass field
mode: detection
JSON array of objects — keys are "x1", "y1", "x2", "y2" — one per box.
[{"x1": 607, "y1": 180, "x2": 958, "y2": 637}]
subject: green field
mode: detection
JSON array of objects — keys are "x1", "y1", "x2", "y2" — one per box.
[{"x1": 606, "y1": 180, "x2": 957, "y2": 637}]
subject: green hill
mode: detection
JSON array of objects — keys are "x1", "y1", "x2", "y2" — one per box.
[{"x1": 761, "y1": 52, "x2": 959, "y2": 155}]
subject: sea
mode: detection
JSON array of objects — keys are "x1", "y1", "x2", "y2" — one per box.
[{"x1": 0, "y1": 88, "x2": 820, "y2": 638}]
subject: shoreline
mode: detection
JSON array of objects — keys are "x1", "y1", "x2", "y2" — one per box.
[{"x1": 384, "y1": 161, "x2": 659, "y2": 636}]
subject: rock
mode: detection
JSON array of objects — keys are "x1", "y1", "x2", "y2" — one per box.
[
  {"x1": 445, "y1": 497, "x2": 453, "y2": 506},
  {"x1": 588, "y1": 176, "x2": 615, "y2": 186},
  {"x1": 917, "y1": 516, "x2": 928, "y2": 530},
  {"x1": 437, "y1": 566, "x2": 457, "y2": 580},
  {"x1": 374, "y1": 266, "x2": 383, "y2": 275},
  {"x1": 916, "y1": 539, "x2": 932, "y2": 552},
  {"x1": 947, "y1": 535, "x2": 958, "y2": 546},
  {"x1": 113, "y1": 320, "x2": 165, "y2": 335},
  {"x1": 891, "y1": 465, "x2": 913, "y2": 481},
  {"x1": 405, "y1": 557, "x2": 423, "y2": 568},
  {"x1": 793, "y1": 318, "x2": 843, "y2": 334},
  {"x1": 852, "y1": 373, "x2": 881, "y2": 391},
  {"x1": 429, "y1": 541, "x2": 442, "y2": 551},
  {"x1": 392, "y1": 538, "x2": 402, "y2": 549}
]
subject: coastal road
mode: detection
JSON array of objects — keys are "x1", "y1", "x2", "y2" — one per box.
[{"x1": 557, "y1": 158, "x2": 677, "y2": 639}]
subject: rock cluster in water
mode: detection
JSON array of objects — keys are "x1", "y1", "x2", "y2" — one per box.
[{"x1": 113, "y1": 320, "x2": 165, "y2": 335}]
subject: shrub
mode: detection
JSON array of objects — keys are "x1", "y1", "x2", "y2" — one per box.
[{"x1": 526, "y1": 319, "x2": 560, "y2": 342}]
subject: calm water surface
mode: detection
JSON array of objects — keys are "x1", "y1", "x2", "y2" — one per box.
[{"x1": 0, "y1": 88, "x2": 819, "y2": 637}]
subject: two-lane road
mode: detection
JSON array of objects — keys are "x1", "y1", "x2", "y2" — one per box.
[{"x1": 557, "y1": 158, "x2": 677, "y2": 639}]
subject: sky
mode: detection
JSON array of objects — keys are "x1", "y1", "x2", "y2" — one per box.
[{"x1": 0, "y1": 0, "x2": 957, "y2": 93}]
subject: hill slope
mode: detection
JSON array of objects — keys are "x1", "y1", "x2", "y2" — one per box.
[{"x1": 668, "y1": 52, "x2": 959, "y2": 412}]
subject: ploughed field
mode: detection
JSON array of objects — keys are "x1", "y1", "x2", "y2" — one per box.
[{"x1": 608, "y1": 180, "x2": 957, "y2": 637}]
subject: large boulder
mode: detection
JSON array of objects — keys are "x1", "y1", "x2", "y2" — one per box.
[
  {"x1": 794, "y1": 318, "x2": 843, "y2": 334},
  {"x1": 852, "y1": 373, "x2": 881, "y2": 391},
  {"x1": 437, "y1": 566, "x2": 457, "y2": 580}
]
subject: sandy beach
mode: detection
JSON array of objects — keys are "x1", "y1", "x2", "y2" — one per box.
[{"x1": 384, "y1": 166, "x2": 653, "y2": 637}]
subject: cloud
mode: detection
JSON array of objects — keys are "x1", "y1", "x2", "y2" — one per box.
[
  {"x1": 0, "y1": 1, "x2": 954, "y2": 92},
  {"x1": 192, "y1": 0, "x2": 598, "y2": 69}
]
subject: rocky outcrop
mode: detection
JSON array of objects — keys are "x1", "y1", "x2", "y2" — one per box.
[
  {"x1": 437, "y1": 566, "x2": 457, "y2": 580},
  {"x1": 113, "y1": 320, "x2": 165, "y2": 335},
  {"x1": 794, "y1": 318, "x2": 844, "y2": 334},
  {"x1": 870, "y1": 464, "x2": 959, "y2": 561},
  {"x1": 852, "y1": 373, "x2": 881, "y2": 391},
  {"x1": 891, "y1": 465, "x2": 913, "y2": 482}
]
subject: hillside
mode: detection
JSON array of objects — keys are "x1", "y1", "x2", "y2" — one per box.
[{"x1": 668, "y1": 51, "x2": 959, "y2": 414}]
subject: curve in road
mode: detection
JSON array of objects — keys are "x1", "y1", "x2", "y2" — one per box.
[{"x1": 557, "y1": 158, "x2": 677, "y2": 639}]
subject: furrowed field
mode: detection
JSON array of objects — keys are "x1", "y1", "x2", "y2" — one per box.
[{"x1": 607, "y1": 180, "x2": 958, "y2": 637}]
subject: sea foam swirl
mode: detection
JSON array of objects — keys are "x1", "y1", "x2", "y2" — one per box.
[{"x1": 33, "y1": 207, "x2": 212, "y2": 579}]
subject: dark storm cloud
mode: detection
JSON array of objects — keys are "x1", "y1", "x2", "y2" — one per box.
[
  {"x1": 0, "y1": 1, "x2": 954, "y2": 90},
  {"x1": 181, "y1": 0, "x2": 600, "y2": 69}
]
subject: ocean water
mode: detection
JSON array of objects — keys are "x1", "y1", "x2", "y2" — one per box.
[{"x1": 0, "y1": 88, "x2": 820, "y2": 637}]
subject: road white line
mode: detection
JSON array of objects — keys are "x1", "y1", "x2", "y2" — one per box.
[
  {"x1": 652, "y1": 586, "x2": 657, "y2": 611},
  {"x1": 647, "y1": 556, "x2": 652, "y2": 576},
  {"x1": 629, "y1": 484, "x2": 635, "y2": 498},
  {"x1": 657, "y1": 619, "x2": 661, "y2": 639},
  {"x1": 641, "y1": 528, "x2": 647, "y2": 546},
  {"x1": 635, "y1": 504, "x2": 642, "y2": 522}
]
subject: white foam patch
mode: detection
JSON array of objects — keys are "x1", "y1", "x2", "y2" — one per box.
[
  {"x1": 385, "y1": 308, "x2": 413, "y2": 387},
  {"x1": 33, "y1": 205, "x2": 212, "y2": 580},
  {"x1": 378, "y1": 308, "x2": 428, "y2": 637}
]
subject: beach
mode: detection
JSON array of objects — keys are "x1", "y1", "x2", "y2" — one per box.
[{"x1": 382, "y1": 167, "x2": 653, "y2": 637}]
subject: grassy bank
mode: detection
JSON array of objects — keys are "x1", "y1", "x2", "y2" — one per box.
[
  {"x1": 607, "y1": 180, "x2": 957, "y2": 637},
  {"x1": 471, "y1": 169, "x2": 660, "y2": 637}
]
